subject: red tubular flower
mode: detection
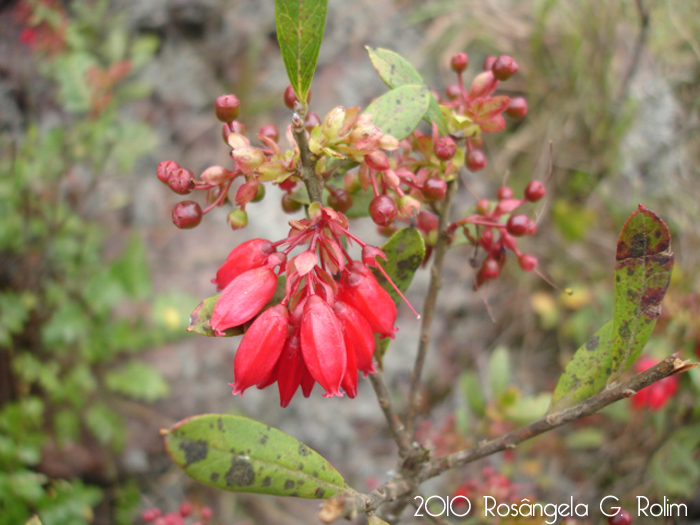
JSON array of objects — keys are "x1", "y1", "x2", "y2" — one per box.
[
  {"x1": 300, "y1": 295, "x2": 347, "y2": 397},
  {"x1": 340, "y1": 336, "x2": 358, "y2": 398},
  {"x1": 333, "y1": 301, "x2": 377, "y2": 377},
  {"x1": 276, "y1": 330, "x2": 305, "y2": 407},
  {"x1": 211, "y1": 267, "x2": 278, "y2": 335},
  {"x1": 338, "y1": 261, "x2": 397, "y2": 339},
  {"x1": 213, "y1": 238, "x2": 275, "y2": 290},
  {"x1": 230, "y1": 304, "x2": 288, "y2": 395}
]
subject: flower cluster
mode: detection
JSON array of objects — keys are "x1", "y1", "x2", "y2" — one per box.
[
  {"x1": 448, "y1": 180, "x2": 546, "y2": 288},
  {"x1": 632, "y1": 357, "x2": 679, "y2": 410},
  {"x1": 141, "y1": 501, "x2": 213, "y2": 525},
  {"x1": 211, "y1": 204, "x2": 410, "y2": 406}
]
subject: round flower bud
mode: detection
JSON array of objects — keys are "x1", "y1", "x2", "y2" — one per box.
[
  {"x1": 492, "y1": 55, "x2": 518, "y2": 81},
  {"x1": 445, "y1": 83, "x2": 462, "y2": 100},
  {"x1": 524, "y1": 180, "x2": 546, "y2": 202},
  {"x1": 518, "y1": 254, "x2": 538, "y2": 272},
  {"x1": 506, "y1": 97, "x2": 528, "y2": 118},
  {"x1": 434, "y1": 136, "x2": 457, "y2": 161},
  {"x1": 252, "y1": 183, "x2": 265, "y2": 202},
  {"x1": 168, "y1": 167, "x2": 195, "y2": 195},
  {"x1": 328, "y1": 189, "x2": 353, "y2": 213},
  {"x1": 259, "y1": 124, "x2": 279, "y2": 142},
  {"x1": 227, "y1": 208, "x2": 248, "y2": 230},
  {"x1": 475, "y1": 198, "x2": 491, "y2": 215},
  {"x1": 497, "y1": 186, "x2": 515, "y2": 200},
  {"x1": 215, "y1": 94, "x2": 240, "y2": 123},
  {"x1": 506, "y1": 214, "x2": 529, "y2": 236},
  {"x1": 369, "y1": 195, "x2": 398, "y2": 226},
  {"x1": 281, "y1": 193, "x2": 302, "y2": 213},
  {"x1": 156, "y1": 160, "x2": 179, "y2": 184},
  {"x1": 466, "y1": 149, "x2": 487, "y2": 172},
  {"x1": 422, "y1": 177, "x2": 447, "y2": 201},
  {"x1": 305, "y1": 111, "x2": 321, "y2": 131},
  {"x1": 172, "y1": 201, "x2": 202, "y2": 229},
  {"x1": 482, "y1": 55, "x2": 496, "y2": 71},
  {"x1": 450, "y1": 52, "x2": 469, "y2": 73},
  {"x1": 283, "y1": 85, "x2": 298, "y2": 109}
]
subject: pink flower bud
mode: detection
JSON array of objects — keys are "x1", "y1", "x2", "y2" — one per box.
[
  {"x1": 231, "y1": 304, "x2": 289, "y2": 395},
  {"x1": 300, "y1": 295, "x2": 347, "y2": 397},
  {"x1": 469, "y1": 71, "x2": 498, "y2": 99},
  {"x1": 364, "y1": 151, "x2": 391, "y2": 171},
  {"x1": 213, "y1": 239, "x2": 275, "y2": 291},
  {"x1": 211, "y1": 267, "x2": 278, "y2": 335},
  {"x1": 338, "y1": 262, "x2": 397, "y2": 339}
]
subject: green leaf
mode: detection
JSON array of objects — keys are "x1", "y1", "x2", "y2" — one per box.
[
  {"x1": 275, "y1": 0, "x2": 328, "y2": 105},
  {"x1": 108, "y1": 233, "x2": 152, "y2": 299},
  {"x1": 188, "y1": 277, "x2": 286, "y2": 337},
  {"x1": 85, "y1": 402, "x2": 124, "y2": 451},
  {"x1": 104, "y1": 361, "x2": 170, "y2": 402},
  {"x1": 366, "y1": 47, "x2": 447, "y2": 134},
  {"x1": 363, "y1": 85, "x2": 430, "y2": 141},
  {"x1": 608, "y1": 205, "x2": 674, "y2": 381},
  {"x1": 548, "y1": 206, "x2": 673, "y2": 413},
  {"x1": 488, "y1": 346, "x2": 511, "y2": 398},
  {"x1": 164, "y1": 414, "x2": 350, "y2": 499},
  {"x1": 371, "y1": 228, "x2": 425, "y2": 365}
]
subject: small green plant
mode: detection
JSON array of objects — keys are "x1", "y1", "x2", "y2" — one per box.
[{"x1": 0, "y1": 1, "x2": 180, "y2": 524}]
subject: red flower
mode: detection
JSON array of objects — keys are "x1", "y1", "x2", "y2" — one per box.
[
  {"x1": 300, "y1": 295, "x2": 347, "y2": 397},
  {"x1": 212, "y1": 238, "x2": 275, "y2": 290},
  {"x1": 333, "y1": 301, "x2": 377, "y2": 377},
  {"x1": 338, "y1": 261, "x2": 397, "y2": 339},
  {"x1": 230, "y1": 304, "x2": 288, "y2": 394},
  {"x1": 632, "y1": 357, "x2": 679, "y2": 411},
  {"x1": 211, "y1": 267, "x2": 278, "y2": 335}
]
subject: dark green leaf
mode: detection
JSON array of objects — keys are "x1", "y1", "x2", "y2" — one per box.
[
  {"x1": 275, "y1": 0, "x2": 328, "y2": 105},
  {"x1": 548, "y1": 206, "x2": 673, "y2": 412},
  {"x1": 188, "y1": 277, "x2": 286, "y2": 337},
  {"x1": 164, "y1": 414, "x2": 350, "y2": 499},
  {"x1": 366, "y1": 47, "x2": 447, "y2": 134},
  {"x1": 363, "y1": 85, "x2": 430, "y2": 141},
  {"x1": 371, "y1": 228, "x2": 425, "y2": 365}
]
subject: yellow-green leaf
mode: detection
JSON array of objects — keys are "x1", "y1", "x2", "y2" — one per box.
[
  {"x1": 366, "y1": 47, "x2": 447, "y2": 134},
  {"x1": 164, "y1": 414, "x2": 350, "y2": 499},
  {"x1": 364, "y1": 85, "x2": 430, "y2": 142}
]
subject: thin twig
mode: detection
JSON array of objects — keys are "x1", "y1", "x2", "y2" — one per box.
[
  {"x1": 406, "y1": 178, "x2": 458, "y2": 434},
  {"x1": 369, "y1": 372, "x2": 414, "y2": 458},
  {"x1": 318, "y1": 354, "x2": 697, "y2": 522},
  {"x1": 615, "y1": 0, "x2": 649, "y2": 109},
  {"x1": 291, "y1": 103, "x2": 324, "y2": 203}
]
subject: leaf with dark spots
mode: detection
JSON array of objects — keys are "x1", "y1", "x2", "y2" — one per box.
[
  {"x1": 365, "y1": 47, "x2": 448, "y2": 134},
  {"x1": 549, "y1": 206, "x2": 674, "y2": 413},
  {"x1": 369, "y1": 228, "x2": 425, "y2": 366},
  {"x1": 180, "y1": 439, "x2": 208, "y2": 467},
  {"x1": 163, "y1": 414, "x2": 350, "y2": 499},
  {"x1": 363, "y1": 84, "x2": 430, "y2": 141},
  {"x1": 608, "y1": 205, "x2": 673, "y2": 382}
]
